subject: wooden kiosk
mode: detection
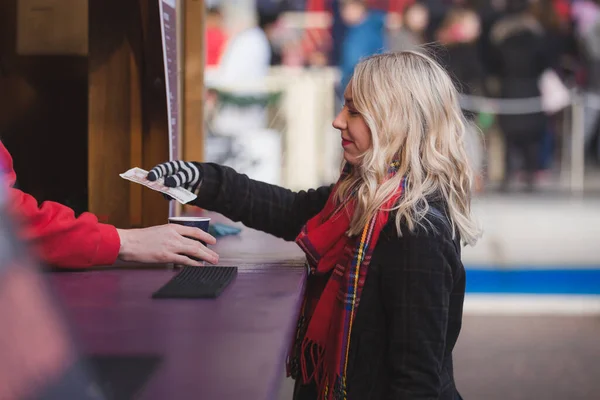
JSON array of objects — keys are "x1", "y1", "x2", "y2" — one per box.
[{"x1": 0, "y1": 0, "x2": 204, "y2": 228}]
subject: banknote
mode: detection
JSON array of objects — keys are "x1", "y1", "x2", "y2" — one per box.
[{"x1": 119, "y1": 167, "x2": 197, "y2": 204}]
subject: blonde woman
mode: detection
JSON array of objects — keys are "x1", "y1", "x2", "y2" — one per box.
[{"x1": 149, "y1": 51, "x2": 481, "y2": 400}]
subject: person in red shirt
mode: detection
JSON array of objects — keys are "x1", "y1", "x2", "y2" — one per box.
[
  {"x1": 0, "y1": 141, "x2": 219, "y2": 268},
  {"x1": 205, "y1": 7, "x2": 228, "y2": 67}
]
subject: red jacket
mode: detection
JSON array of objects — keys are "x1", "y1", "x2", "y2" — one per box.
[
  {"x1": 0, "y1": 141, "x2": 120, "y2": 268},
  {"x1": 206, "y1": 27, "x2": 228, "y2": 66}
]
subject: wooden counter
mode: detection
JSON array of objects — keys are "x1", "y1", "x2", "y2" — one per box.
[{"x1": 49, "y1": 223, "x2": 307, "y2": 400}]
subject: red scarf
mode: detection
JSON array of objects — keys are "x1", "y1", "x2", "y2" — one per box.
[{"x1": 288, "y1": 163, "x2": 405, "y2": 400}]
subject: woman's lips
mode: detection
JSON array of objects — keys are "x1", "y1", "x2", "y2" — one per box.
[{"x1": 342, "y1": 139, "x2": 353, "y2": 147}]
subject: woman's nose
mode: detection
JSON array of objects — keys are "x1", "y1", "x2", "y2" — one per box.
[{"x1": 332, "y1": 111, "x2": 346, "y2": 130}]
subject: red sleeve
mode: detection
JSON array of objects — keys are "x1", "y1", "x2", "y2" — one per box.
[{"x1": 0, "y1": 142, "x2": 121, "y2": 268}]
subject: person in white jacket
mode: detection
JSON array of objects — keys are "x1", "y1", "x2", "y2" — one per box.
[{"x1": 204, "y1": 11, "x2": 282, "y2": 185}]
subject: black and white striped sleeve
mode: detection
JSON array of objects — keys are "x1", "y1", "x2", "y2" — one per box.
[{"x1": 147, "y1": 160, "x2": 203, "y2": 194}]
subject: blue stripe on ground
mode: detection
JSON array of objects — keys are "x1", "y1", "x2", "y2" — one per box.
[{"x1": 465, "y1": 268, "x2": 600, "y2": 295}]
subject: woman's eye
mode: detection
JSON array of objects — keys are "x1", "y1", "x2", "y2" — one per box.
[{"x1": 342, "y1": 103, "x2": 359, "y2": 116}]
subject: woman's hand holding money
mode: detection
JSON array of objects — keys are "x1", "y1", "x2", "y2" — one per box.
[{"x1": 147, "y1": 161, "x2": 203, "y2": 195}]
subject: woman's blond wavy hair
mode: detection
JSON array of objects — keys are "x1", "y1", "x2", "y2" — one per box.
[{"x1": 335, "y1": 51, "x2": 482, "y2": 246}]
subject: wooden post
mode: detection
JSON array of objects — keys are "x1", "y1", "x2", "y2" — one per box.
[
  {"x1": 138, "y1": 0, "x2": 170, "y2": 227},
  {"x1": 87, "y1": 0, "x2": 204, "y2": 227},
  {"x1": 182, "y1": 0, "x2": 205, "y2": 162},
  {"x1": 88, "y1": 0, "x2": 171, "y2": 228},
  {"x1": 88, "y1": 0, "x2": 138, "y2": 226},
  {"x1": 181, "y1": 0, "x2": 205, "y2": 215}
]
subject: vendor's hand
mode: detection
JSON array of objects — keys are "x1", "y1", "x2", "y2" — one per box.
[
  {"x1": 147, "y1": 160, "x2": 203, "y2": 195},
  {"x1": 116, "y1": 224, "x2": 219, "y2": 266}
]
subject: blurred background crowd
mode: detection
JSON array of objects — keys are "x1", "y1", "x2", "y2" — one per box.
[{"x1": 202, "y1": 0, "x2": 600, "y2": 194}]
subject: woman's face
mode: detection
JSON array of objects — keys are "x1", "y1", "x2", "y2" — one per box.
[{"x1": 332, "y1": 83, "x2": 372, "y2": 165}]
